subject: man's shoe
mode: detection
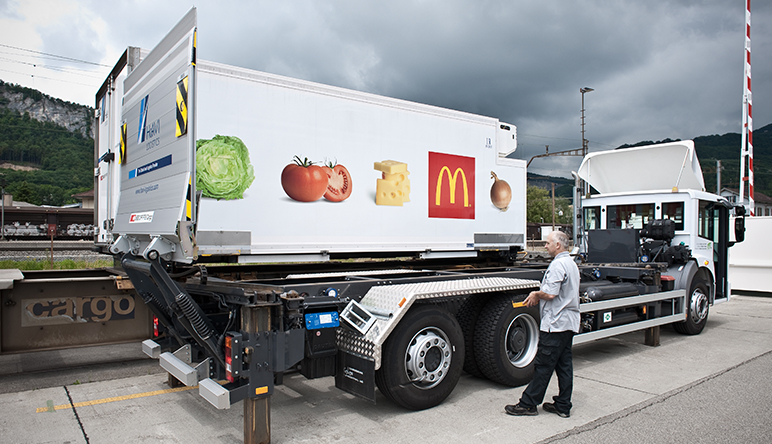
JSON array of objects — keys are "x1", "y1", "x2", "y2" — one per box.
[
  {"x1": 542, "y1": 402, "x2": 570, "y2": 418},
  {"x1": 505, "y1": 403, "x2": 538, "y2": 416}
]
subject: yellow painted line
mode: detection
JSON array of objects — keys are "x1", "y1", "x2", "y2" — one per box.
[{"x1": 37, "y1": 385, "x2": 197, "y2": 413}]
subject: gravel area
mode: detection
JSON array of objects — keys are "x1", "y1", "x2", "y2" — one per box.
[{"x1": 0, "y1": 240, "x2": 112, "y2": 262}]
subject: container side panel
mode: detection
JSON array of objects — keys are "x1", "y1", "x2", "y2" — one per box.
[{"x1": 194, "y1": 63, "x2": 525, "y2": 257}]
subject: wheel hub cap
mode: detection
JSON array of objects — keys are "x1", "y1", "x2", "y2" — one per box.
[
  {"x1": 690, "y1": 288, "x2": 708, "y2": 323},
  {"x1": 405, "y1": 328, "x2": 451, "y2": 389},
  {"x1": 505, "y1": 313, "x2": 539, "y2": 368}
]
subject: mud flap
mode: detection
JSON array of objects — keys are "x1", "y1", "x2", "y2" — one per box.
[{"x1": 335, "y1": 351, "x2": 376, "y2": 403}]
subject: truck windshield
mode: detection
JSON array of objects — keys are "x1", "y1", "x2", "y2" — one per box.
[
  {"x1": 662, "y1": 202, "x2": 684, "y2": 231},
  {"x1": 606, "y1": 203, "x2": 655, "y2": 229},
  {"x1": 584, "y1": 206, "x2": 600, "y2": 230},
  {"x1": 698, "y1": 200, "x2": 719, "y2": 242}
]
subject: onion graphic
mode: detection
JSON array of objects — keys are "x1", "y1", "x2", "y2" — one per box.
[{"x1": 490, "y1": 171, "x2": 512, "y2": 211}]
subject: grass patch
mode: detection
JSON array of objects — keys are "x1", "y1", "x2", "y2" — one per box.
[{"x1": 0, "y1": 258, "x2": 113, "y2": 270}]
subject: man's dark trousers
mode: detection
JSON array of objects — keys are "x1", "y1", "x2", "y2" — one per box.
[{"x1": 520, "y1": 330, "x2": 575, "y2": 413}]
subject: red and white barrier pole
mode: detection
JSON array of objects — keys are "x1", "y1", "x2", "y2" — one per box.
[{"x1": 739, "y1": 0, "x2": 754, "y2": 215}]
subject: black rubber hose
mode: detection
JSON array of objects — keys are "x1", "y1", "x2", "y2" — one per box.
[{"x1": 175, "y1": 292, "x2": 213, "y2": 341}]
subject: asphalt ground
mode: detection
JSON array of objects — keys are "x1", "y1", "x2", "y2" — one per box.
[{"x1": 0, "y1": 293, "x2": 770, "y2": 444}]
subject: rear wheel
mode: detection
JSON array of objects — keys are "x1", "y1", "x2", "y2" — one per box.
[
  {"x1": 674, "y1": 276, "x2": 710, "y2": 335},
  {"x1": 474, "y1": 294, "x2": 540, "y2": 386},
  {"x1": 375, "y1": 305, "x2": 464, "y2": 410}
]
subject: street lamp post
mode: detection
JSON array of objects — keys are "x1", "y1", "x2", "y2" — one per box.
[
  {"x1": 580, "y1": 87, "x2": 594, "y2": 158},
  {"x1": 575, "y1": 87, "x2": 593, "y2": 252},
  {"x1": 580, "y1": 87, "x2": 594, "y2": 198}
]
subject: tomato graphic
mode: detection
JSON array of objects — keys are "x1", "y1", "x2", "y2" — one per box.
[
  {"x1": 323, "y1": 163, "x2": 353, "y2": 202},
  {"x1": 281, "y1": 156, "x2": 328, "y2": 202}
]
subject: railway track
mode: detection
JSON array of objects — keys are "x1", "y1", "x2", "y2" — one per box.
[{"x1": 0, "y1": 240, "x2": 111, "y2": 261}]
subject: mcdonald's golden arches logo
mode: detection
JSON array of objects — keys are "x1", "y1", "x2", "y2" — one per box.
[{"x1": 428, "y1": 152, "x2": 475, "y2": 219}]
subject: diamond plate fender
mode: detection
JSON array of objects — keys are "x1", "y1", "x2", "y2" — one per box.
[{"x1": 338, "y1": 277, "x2": 540, "y2": 369}]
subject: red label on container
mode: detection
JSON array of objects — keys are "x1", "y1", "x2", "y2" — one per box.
[{"x1": 428, "y1": 152, "x2": 475, "y2": 219}]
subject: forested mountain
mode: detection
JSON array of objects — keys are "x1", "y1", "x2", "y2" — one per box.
[
  {"x1": 0, "y1": 81, "x2": 93, "y2": 206},
  {"x1": 616, "y1": 123, "x2": 772, "y2": 196}
]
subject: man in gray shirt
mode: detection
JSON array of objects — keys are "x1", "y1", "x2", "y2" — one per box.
[{"x1": 505, "y1": 230, "x2": 580, "y2": 418}]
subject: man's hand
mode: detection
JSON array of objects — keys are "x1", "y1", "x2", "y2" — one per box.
[
  {"x1": 524, "y1": 291, "x2": 540, "y2": 307},
  {"x1": 524, "y1": 290, "x2": 557, "y2": 307}
]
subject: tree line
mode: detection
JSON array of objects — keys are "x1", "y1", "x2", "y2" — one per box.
[
  {"x1": 0, "y1": 109, "x2": 92, "y2": 206},
  {"x1": 527, "y1": 124, "x2": 772, "y2": 224}
]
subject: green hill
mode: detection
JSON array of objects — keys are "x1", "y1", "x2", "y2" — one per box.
[
  {"x1": 0, "y1": 81, "x2": 93, "y2": 206},
  {"x1": 530, "y1": 124, "x2": 772, "y2": 198},
  {"x1": 694, "y1": 124, "x2": 771, "y2": 195},
  {"x1": 616, "y1": 123, "x2": 772, "y2": 196}
]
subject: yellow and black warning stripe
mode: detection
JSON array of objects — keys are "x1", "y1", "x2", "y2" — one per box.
[
  {"x1": 192, "y1": 29, "x2": 197, "y2": 66},
  {"x1": 176, "y1": 76, "x2": 188, "y2": 137},
  {"x1": 185, "y1": 177, "x2": 192, "y2": 221},
  {"x1": 120, "y1": 122, "x2": 127, "y2": 164}
]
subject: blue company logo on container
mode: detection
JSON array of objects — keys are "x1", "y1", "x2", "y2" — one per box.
[
  {"x1": 129, "y1": 155, "x2": 172, "y2": 179},
  {"x1": 138, "y1": 95, "x2": 149, "y2": 143},
  {"x1": 137, "y1": 94, "x2": 161, "y2": 147}
]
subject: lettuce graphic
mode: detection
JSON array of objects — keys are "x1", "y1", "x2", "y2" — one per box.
[{"x1": 196, "y1": 135, "x2": 255, "y2": 200}]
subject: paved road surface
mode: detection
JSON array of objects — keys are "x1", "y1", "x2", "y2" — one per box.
[{"x1": 0, "y1": 294, "x2": 770, "y2": 443}]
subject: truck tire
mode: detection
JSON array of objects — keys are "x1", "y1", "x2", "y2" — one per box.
[
  {"x1": 474, "y1": 295, "x2": 540, "y2": 386},
  {"x1": 673, "y1": 277, "x2": 710, "y2": 335},
  {"x1": 375, "y1": 305, "x2": 464, "y2": 410},
  {"x1": 456, "y1": 296, "x2": 486, "y2": 378}
]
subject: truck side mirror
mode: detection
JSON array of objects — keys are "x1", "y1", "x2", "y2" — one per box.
[{"x1": 734, "y1": 216, "x2": 745, "y2": 243}]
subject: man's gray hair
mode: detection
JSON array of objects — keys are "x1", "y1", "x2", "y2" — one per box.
[{"x1": 552, "y1": 231, "x2": 570, "y2": 250}]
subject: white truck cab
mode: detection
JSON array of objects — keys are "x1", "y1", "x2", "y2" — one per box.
[{"x1": 575, "y1": 140, "x2": 744, "y2": 333}]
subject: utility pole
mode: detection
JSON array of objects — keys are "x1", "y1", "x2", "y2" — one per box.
[
  {"x1": 0, "y1": 174, "x2": 6, "y2": 241},
  {"x1": 580, "y1": 87, "x2": 594, "y2": 160},
  {"x1": 576, "y1": 87, "x2": 594, "y2": 250},
  {"x1": 551, "y1": 182, "x2": 556, "y2": 230}
]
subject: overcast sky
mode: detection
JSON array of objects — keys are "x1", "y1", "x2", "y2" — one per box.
[{"x1": 1, "y1": 0, "x2": 769, "y2": 177}]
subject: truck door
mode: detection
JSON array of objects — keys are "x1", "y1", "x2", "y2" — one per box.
[
  {"x1": 94, "y1": 48, "x2": 144, "y2": 248},
  {"x1": 699, "y1": 200, "x2": 730, "y2": 303},
  {"x1": 714, "y1": 204, "x2": 730, "y2": 302},
  {"x1": 95, "y1": 78, "x2": 119, "y2": 247}
]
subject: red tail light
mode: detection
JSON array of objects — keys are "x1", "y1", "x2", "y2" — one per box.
[
  {"x1": 225, "y1": 334, "x2": 234, "y2": 383},
  {"x1": 153, "y1": 316, "x2": 159, "y2": 337}
]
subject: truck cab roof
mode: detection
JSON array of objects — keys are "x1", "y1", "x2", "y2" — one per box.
[{"x1": 577, "y1": 140, "x2": 705, "y2": 195}]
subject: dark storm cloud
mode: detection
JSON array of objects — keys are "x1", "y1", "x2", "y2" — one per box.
[
  {"x1": 20, "y1": 0, "x2": 767, "y2": 178},
  {"x1": 224, "y1": 0, "x2": 767, "y2": 177}
]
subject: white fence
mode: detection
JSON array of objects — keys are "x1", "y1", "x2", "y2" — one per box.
[{"x1": 729, "y1": 216, "x2": 772, "y2": 293}]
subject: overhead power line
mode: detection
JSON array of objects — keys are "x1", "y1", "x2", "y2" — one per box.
[
  {"x1": 0, "y1": 67, "x2": 99, "y2": 88},
  {"x1": 519, "y1": 132, "x2": 615, "y2": 149},
  {"x1": 0, "y1": 57, "x2": 103, "y2": 79},
  {"x1": 0, "y1": 43, "x2": 110, "y2": 68}
]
